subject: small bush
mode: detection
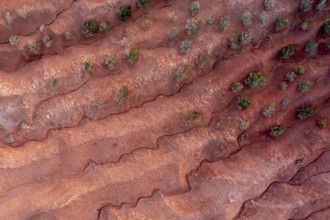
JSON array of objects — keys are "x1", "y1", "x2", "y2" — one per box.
[
  {"x1": 39, "y1": 25, "x2": 45, "y2": 33},
  {"x1": 269, "y1": 124, "x2": 287, "y2": 136},
  {"x1": 236, "y1": 96, "x2": 251, "y2": 110},
  {"x1": 4, "y1": 12, "x2": 13, "y2": 25},
  {"x1": 206, "y1": 15, "x2": 215, "y2": 25},
  {"x1": 285, "y1": 71, "x2": 297, "y2": 82},
  {"x1": 174, "y1": 66, "x2": 188, "y2": 81},
  {"x1": 127, "y1": 48, "x2": 139, "y2": 64},
  {"x1": 231, "y1": 82, "x2": 244, "y2": 93},
  {"x1": 105, "y1": 54, "x2": 116, "y2": 70},
  {"x1": 167, "y1": 12, "x2": 177, "y2": 23},
  {"x1": 239, "y1": 30, "x2": 253, "y2": 45},
  {"x1": 264, "y1": 0, "x2": 275, "y2": 10},
  {"x1": 184, "y1": 111, "x2": 200, "y2": 125},
  {"x1": 299, "y1": 0, "x2": 314, "y2": 13},
  {"x1": 82, "y1": 19, "x2": 98, "y2": 37},
  {"x1": 84, "y1": 57, "x2": 93, "y2": 72},
  {"x1": 305, "y1": 40, "x2": 319, "y2": 52},
  {"x1": 281, "y1": 98, "x2": 291, "y2": 105},
  {"x1": 322, "y1": 20, "x2": 330, "y2": 35},
  {"x1": 168, "y1": 28, "x2": 179, "y2": 42},
  {"x1": 238, "y1": 120, "x2": 249, "y2": 130},
  {"x1": 244, "y1": 71, "x2": 267, "y2": 89},
  {"x1": 64, "y1": 31, "x2": 73, "y2": 40},
  {"x1": 28, "y1": 41, "x2": 41, "y2": 54},
  {"x1": 280, "y1": 44, "x2": 295, "y2": 59},
  {"x1": 50, "y1": 77, "x2": 59, "y2": 87},
  {"x1": 297, "y1": 79, "x2": 313, "y2": 92},
  {"x1": 118, "y1": 6, "x2": 132, "y2": 21},
  {"x1": 317, "y1": 118, "x2": 328, "y2": 128},
  {"x1": 97, "y1": 100, "x2": 105, "y2": 109},
  {"x1": 297, "y1": 106, "x2": 315, "y2": 119},
  {"x1": 262, "y1": 103, "x2": 276, "y2": 117},
  {"x1": 275, "y1": 18, "x2": 289, "y2": 31},
  {"x1": 295, "y1": 65, "x2": 305, "y2": 74},
  {"x1": 18, "y1": 6, "x2": 29, "y2": 21},
  {"x1": 143, "y1": 19, "x2": 152, "y2": 29},
  {"x1": 241, "y1": 12, "x2": 252, "y2": 27},
  {"x1": 325, "y1": 42, "x2": 330, "y2": 50},
  {"x1": 317, "y1": 0, "x2": 327, "y2": 12},
  {"x1": 280, "y1": 81, "x2": 288, "y2": 90},
  {"x1": 219, "y1": 15, "x2": 231, "y2": 31},
  {"x1": 180, "y1": 40, "x2": 192, "y2": 53},
  {"x1": 116, "y1": 86, "x2": 129, "y2": 103},
  {"x1": 99, "y1": 21, "x2": 110, "y2": 33},
  {"x1": 137, "y1": 0, "x2": 149, "y2": 8},
  {"x1": 185, "y1": 19, "x2": 199, "y2": 36},
  {"x1": 43, "y1": 35, "x2": 53, "y2": 48},
  {"x1": 228, "y1": 32, "x2": 240, "y2": 49},
  {"x1": 196, "y1": 53, "x2": 209, "y2": 68},
  {"x1": 191, "y1": 1, "x2": 201, "y2": 17},
  {"x1": 301, "y1": 21, "x2": 309, "y2": 31},
  {"x1": 9, "y1": 35, "x2": 19, "y2": 47}
]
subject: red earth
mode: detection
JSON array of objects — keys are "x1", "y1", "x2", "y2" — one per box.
[{"x1": 0, "y1": 0, "x2": 329, "y2": 219}]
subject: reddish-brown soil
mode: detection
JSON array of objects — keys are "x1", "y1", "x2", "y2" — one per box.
[{"x1": 0, "y1": 0, "x2": 329, "y2": 219}]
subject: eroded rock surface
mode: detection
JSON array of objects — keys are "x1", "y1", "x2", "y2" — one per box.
[{"x1": 0, "y1": 0, "x2": 329, "y2": 219}]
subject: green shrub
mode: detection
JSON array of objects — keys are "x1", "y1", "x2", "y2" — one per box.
[
  {"x1": 137, "y1": 0, "x2": 149, "y2": 8},
  {"x1": 127, "y1": 48, "x2": 139, "y2": 64},
  {"x1": 174, "y1": 66, "x2": 188, "y2": 81},
  {"x1": 97, "y1": 100, "x2": 105, "y2": 109},
  {"x1": 82, "y1": 20, "x2": 98, "y2": 37},
  {"x1": 305, "y1": 40, "x2": 319, "y2": 52},
  {"x1": 231, "y1": 82, "x2": 244, "y2": 93},
  {"x1": 244, "y1": 71, "x2": 267, "y2": 89},
  {"x1": 206, "y1": 15, "x2": 215, "y2": 25},
  {"x1": 28, "y1": 41, "x2": 41, "y2": 54},
  {"x1": 276, "y1": 18, "x2": 289, "y2": 31},
  {"x1": 184, "y1": 111, "x2": 200, "y2": 125},
  {"x1": 84, "y1": 57, "x2": 93, "y2": 72},
  {"x1": 322, "y1": 20, "x2": 330, "y2": 35},
  {"x1": 118, "y1": 6, "x2": 132, "y2": 21},
  {"x1": 297, "y1": 79, "x2": 313, "y2": 92},
  {"x1": 280, "y1": 44, "x2": 295, "y2": 59},
  {"x1": 50, "y1": 77, "x2": 59, "y2": 87},
  {"x1": 43, "y1": 35, "x2": 53, "y2": 48},
  {"x1": 196, "y1": 53, "x2": 209, "y2": 68},
  {"x1": 269, "y1": 124, "x2": 287, "y2": 136},
  {"x1": 317, "y1": 118, "x2": 328, "y2": 128},
  {"x1": 297, "y1": 106, "x2": 315, "y2": 119},
  {"x1": 301, "y1": 21, "x2": 309, "y2": 31},
  {"x1": 116, "y1": 86, "x2": 129, "y2": 103},
  {"x1": 236, "y1": 96, "x2": 251, "y2": 110}
]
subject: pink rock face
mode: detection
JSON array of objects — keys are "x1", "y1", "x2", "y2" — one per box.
[{"x1": 0, "y1": 0, "x2": 329, "y2": 219}]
